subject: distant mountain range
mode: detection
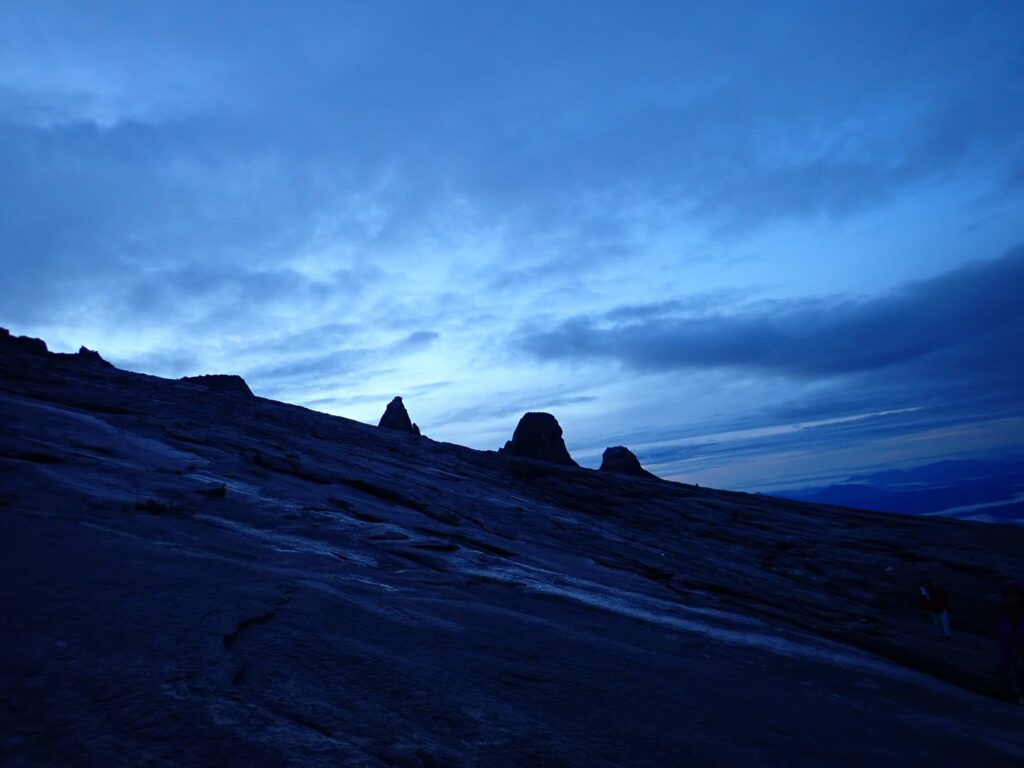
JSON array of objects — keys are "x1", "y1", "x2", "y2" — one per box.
[{"x1": 771, "y1": 458, "x2": 1024, "y2": 524}]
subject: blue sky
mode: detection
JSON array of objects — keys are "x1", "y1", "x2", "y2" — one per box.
[{"x1": 2, "y1": 1, "x2": 1023, "y2": 490}]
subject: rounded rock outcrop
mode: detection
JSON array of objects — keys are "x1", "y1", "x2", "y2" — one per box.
[
  {"x1": 499, "y1": 412, "x2": 577, "y2": 466},
  {"x1": 599, "y1": 446, "x2": 658, "y2": 479}
]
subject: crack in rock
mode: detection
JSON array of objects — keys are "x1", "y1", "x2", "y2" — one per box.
[{"x1": 223, "y1": 591, "x2": 294, "y2": 650}]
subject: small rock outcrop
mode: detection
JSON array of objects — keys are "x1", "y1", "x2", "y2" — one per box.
[
  {"x1": 599, "y1": 446, "x2": 658, "y2": 479},
  {"x1": 378, "y1": 396, "x2": 421, "y2": 436},
  {"x1": 180, "y1": 374, "x2": 254, "y2": 398},
  {"x1": 499, "y1": 412, "x2": 577, "y2": 466},
  {"x1": 0, "y1": 327, "x2": 48, "y2": 356},
  {"x1": 77, "y1": 346, "x2": 114, "y2": 367}
]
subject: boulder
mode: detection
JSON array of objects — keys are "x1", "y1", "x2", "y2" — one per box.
[
  {"x1": 378, "y1": 396, "x2": 421, "y2": 436},
  {"x1": 499, "y1": 412, "x2": 577, "y2": 466},
  {"x1": 599, "y1": 446, "x2": 658, "y2": 479},
  {"x1": 180, "y1": 374, "x2": 254, "y2": 398}
]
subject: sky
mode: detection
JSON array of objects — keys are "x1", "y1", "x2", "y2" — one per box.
[{"x1": 2, "y1": 1, "x2": 1023, "y2": 491}]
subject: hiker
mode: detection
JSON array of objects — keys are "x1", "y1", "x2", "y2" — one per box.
[
  {"x1": 997, "y1": 579, "x2": 1024, "y2": 703},
  {"x1": 919, "y1": 578, "x2": 951, "y2": 638}
]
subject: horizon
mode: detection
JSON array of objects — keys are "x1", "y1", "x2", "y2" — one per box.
[
  {"x1": 9, "y1": 321, "x2": 1024, "y2": 500},
  {"x1": 3, "y1": 1, "x2": 1023, "y2": 491}
]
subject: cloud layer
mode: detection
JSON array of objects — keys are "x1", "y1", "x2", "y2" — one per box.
[
  {"x1": 518, "y1": 247, "x2": 1024, "y2": 379},
  {"x1": 2, "y1": 1, "x2": 1023, "y2": 488}
]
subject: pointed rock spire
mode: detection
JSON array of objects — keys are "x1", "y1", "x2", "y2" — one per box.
[
  {"x1": 499, "y1": 412, "x2": 577, "y2": 466},
  {"x1": 599, "y1": 446, "x2": 658, "y2": 479},
  {"x1": 378, "y1": 396, "x2": 421, "y2": 436}
]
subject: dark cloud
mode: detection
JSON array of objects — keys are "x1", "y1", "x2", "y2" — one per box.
[
  {"x1": 518, "y1": 246, "x2": 1024, "y2": 380},
  {"x1": 601, "y1": 291, "x2": 756, "y2": 323}
]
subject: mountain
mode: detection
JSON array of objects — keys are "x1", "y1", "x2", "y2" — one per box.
[
  {"x1": 773, "y1": 458, "x2": 1024, "y2": 524},
  {"x1": 2, "y1": 331, "x2": 1023, "y2": 766}
]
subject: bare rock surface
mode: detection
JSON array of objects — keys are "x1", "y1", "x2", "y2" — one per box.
[
  {"x1": 2, "y1": 340, "x2": 1024, "y2": 766},
  {"x1": 378, "y1": 395, "x2": 421, "y2": 436},
  {"x1": 499, "y1": 411, "x2": 577, "y2": 466}
]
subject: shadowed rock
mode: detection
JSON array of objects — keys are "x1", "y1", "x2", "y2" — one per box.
[
  {"x1": 600, "y1": 446, "x2": 658, "y2": 479},
  {"x1": 499, "y1": 412, "x2": 577, "y2": 466},
  {"x1": 77, "y1": 347, "x2": 114, "y2": 368},
  {"x1": 378, "y1": 396, "x2": 421, "y2": 436},
  {"x1": 0, "y1": 328, "x2": 48, "y2": 356},
  {"x1": 3, "y1": 329, "x2": 1024, "y2": 766},
  {"x1": 180, "y1": 374, "x2": 254, "y2": 398}
]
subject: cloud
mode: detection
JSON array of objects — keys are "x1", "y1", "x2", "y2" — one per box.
[
  {"x1": 432, "y1": 391, "x2": 599, "y2": 430},
  {"x1": 110, "y1": 347, "x2": 204, "y2": 378},
  {"x1": 3, "y1": 1, "x2": 1023, "y2": 332},
  {"x1": 242, "y1": 329, "x2": 440, "y2": 397},
  {"x1": 2, "y1": 2, "x2": 1024, "y2": 489},
  {"x1": 510, "y1": 248, "x2": 1024, "y2": 488},
  {"x1": 517, "y1": 246, "x2": 1024, "y2": 379},
  {"x1": 301, "y1": 379, "x2": 452, "y2": 412}
]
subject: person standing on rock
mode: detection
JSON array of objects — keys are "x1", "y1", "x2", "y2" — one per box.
[
  {"x1": 997, "y1": 579, "x2": 1024, "y2": 703},
  {"x1": 919, "y1": 578, "x2": 951, "y2": 638}
]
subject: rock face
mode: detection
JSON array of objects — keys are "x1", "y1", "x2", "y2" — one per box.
[
  {"x1": 180, "y1": 374, "x2": 254, "y2": 398},
  {"x1": 4, "y1": 331, "x2": 1024, "y2": 767},
  {"x1": 500, "y1": 412, "x2": 577, "y2": 466},
  {"x1": 599, "y1": 446, "x2": 658, "y2": 479},
  {"x1": 378, "y1": 396, "x2": 421, "y2": 436},
  {"x1": 77, "y1": 346, "x2": 114, "y2": 368},
  {"x1": 0, "y1": 327, "x2": 48, "y2": 356}
]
